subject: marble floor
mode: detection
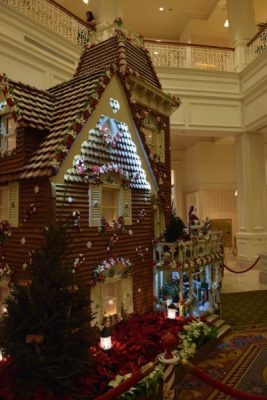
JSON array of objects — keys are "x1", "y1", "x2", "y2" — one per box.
[{"x1": 221, "y1": 248, "x2": 267, "y2": 293}]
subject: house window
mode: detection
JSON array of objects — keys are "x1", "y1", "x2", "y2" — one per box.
[
  {"x1": 0, "y1": 114, "x2": 17, "y2": 153},
  {"x1": 0, "y1": 284, "x2": 9, "y2": 315},
  {"x1": 142, "y1": 116, "x2": 165, "y2": 162},
  {"x1": 89, "y1": 184, "x2": 132, "y2": 227},
  {"x1": 102, "y1": 187, "x2": 121, "y2": 223},
  {"x1": 0, "y1": 186, "x2": 9, "y2": 220},
  {"x1": 103, "y1": 279, "x2": 122, "y2": 316},
  {"x1": 91, "y1": 271, "x2": 133, "y2": 326}
]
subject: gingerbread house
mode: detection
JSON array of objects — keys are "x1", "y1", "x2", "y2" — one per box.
[{"x1": 0, "y1": 30, "x2": 179, "y2": 325}]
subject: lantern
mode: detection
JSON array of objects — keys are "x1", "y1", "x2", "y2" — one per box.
[
  {"x1": 100, "y1": 327, "x2": 112, "y2": 350},
  {"x1": 167, "y1": 303, "x2": 177, "y2": 319}
]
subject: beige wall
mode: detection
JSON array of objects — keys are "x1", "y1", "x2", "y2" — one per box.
[{"x1": 172, "y1": 140, "x2": 237, "y2": 237}]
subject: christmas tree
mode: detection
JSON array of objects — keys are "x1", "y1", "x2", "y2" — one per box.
[
  {"x1": 0, "y1": 224, "x2": 96, "y2": 399},
  {"x1": 164, "y1": 205, "x2": 185, "y2": 242}
]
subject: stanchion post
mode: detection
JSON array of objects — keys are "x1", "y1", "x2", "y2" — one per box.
[{"x1": 158, "y1": 333, "x2": 180, "y2": 400}]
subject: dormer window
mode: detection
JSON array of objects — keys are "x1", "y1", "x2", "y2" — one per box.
[
  {"x1": 0, "y1": 97, "x2": 17, "y2": 155},
  {"x1": 142, "y1": 116, "x2": 165, "y2": 162},
  {"x1": 0, "y1": 112, "x2": 17, "y2": 154}
]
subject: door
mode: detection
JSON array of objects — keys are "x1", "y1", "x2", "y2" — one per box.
[{"x1": 210, "y1": 219, "x2": 232, "y2": 247}]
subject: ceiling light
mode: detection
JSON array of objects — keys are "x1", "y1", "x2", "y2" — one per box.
[
  {"x1": 154, "y1": 51, "x2": 159, "y2": 55},
  {"x1": 159, "y1": 7, "x2": 164, "y2": 11},
  {"x1": 83, "y1": 0, "x2": 89, "y2": 4},
  {"x1": 224, "y1": 19, "x2": 229, "y2": 28}
]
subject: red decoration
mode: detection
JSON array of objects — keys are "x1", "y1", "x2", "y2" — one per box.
[
  {"x1": 24, "y1": 203, "x2": 38, "y2": 222},
  {"x1": 161, "y1": 332, "x2": 178, "y2": 359}
]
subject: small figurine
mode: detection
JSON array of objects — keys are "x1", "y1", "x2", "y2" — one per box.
[{"x1": 188, "y1": 205, "x2": 200, "y2": 228}]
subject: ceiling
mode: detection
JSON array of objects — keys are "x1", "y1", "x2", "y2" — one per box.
[{"x1": 55, "y1": 0, "x2": 267, "y2": 45}]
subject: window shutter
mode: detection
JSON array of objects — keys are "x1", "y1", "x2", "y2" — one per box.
[
  {"x1": 89, "y1": 185, "x2": 101, "y2": 227},
  {"x1": 121, "y1": 188, "x2": 132, "y2": 225},
  {"x1": 122, "y1": 275, "x2": 133, "y2": 314},
  {"x1": 90, "y1": 283, "x2": 103, "y2": 327},
  {"x1": 8, "y1": 181, "x2": 19, "y2": 227}
]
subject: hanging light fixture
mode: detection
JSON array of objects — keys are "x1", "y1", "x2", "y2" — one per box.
[
  {"x1": 224, "y1": 19, "x2": 229, "y2": 28},
  {"x1": 100, "y1": 326, "x2": 112, "y2": 350},
  {"x1": 167, "y1": 303, "x2": 177, "y2": 319}
]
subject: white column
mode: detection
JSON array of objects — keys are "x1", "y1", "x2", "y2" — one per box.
[
  {"x1": 90, "y1": 0, "x2": 123, "y2": 29},
  {"x1": 228, "y1": 0, "x2": 256, "y2": 71},
  {"x1": 236, "y1": 132, "x2": 267, "y2": 264}
]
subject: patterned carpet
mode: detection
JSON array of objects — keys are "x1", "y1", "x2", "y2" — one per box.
[
  {"x1": 176, "y1": 328, "x2": 267, "y2": 399},
  {"x1": 221, "y1": 290, "x2": 267, "y2": 328}
]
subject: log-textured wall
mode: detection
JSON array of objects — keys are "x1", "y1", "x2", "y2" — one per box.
[
  {"x1": 4, "y1": 178, "x2": 53, "y2": 276},
  {"x1": 3, "y1": 179, "x2": 155, "y2": 315},
  {"x1": 53, "y1": 183, "x2": 155, "y2": 315},
  {"x1": 0, "y1": 127, "x2": 47, "y2": 183}
]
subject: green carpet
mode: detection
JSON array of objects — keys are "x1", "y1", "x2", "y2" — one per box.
[{"x1": 221, "y1": 290, "x2": 267, "y2": 328}]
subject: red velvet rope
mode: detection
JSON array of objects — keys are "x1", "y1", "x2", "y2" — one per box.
[
  {"x1": 223, "y1": 256, "x2": 260, "y2": 274},
  {"x1": 187, "y1": 362, "x2": 267, "y2": 400},
  {"x1": 94, "y1": 363, "x2": 155, "y2": 400}
]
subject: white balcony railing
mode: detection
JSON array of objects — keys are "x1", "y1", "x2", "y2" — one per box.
[
  {"x1": 1, "y1": 0, "x2": 89, "y2": 47},
  {"x1": 247, "y1": 26, "x2": 267, "y2": 63},
  {"x1": 145, "y1": 41, "x2": 235, "y2": 72},
  {"x1": 2, "y1": 0, "x2": 267, "y2": 72}
]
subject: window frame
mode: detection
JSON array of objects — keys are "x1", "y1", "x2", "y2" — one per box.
[
  {"x1": 102, "y1": 276, "x2": 122, "y2": 317},
  {"x1": 0, "y1": 113, "x2": 17, "y2": 153},
  {"x1": 101, "y1": 184, "x2": 122, "y2": 224},
  {"x1": 89, "y1": 183, "x2": 132, "y2": 227},
  {"x1": 142, "y1": 116, "x2": 165, "y2": 163}
]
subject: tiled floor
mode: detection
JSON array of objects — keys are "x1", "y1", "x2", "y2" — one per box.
[{"x1": 222, "y1": 248, "x2": 267, "y2": 293}]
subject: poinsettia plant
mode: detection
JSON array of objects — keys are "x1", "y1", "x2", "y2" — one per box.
[{"x1": 0, "y1": 313, "x2": 212, "y2": 399}]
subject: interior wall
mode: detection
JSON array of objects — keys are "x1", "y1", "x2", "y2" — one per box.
[
  {"x1": 198, "y1": 188, "x2": 237, "y2": 240},
  {"x1": 172, "y1": 140, "x2": 237, "y2": 238},
  {"x1": 0, "y1": 6, "x2": 81, "y2": 89}
]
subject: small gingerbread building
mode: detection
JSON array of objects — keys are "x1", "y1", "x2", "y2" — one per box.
[{"x1": 0, "y1": 27, "x2": 179, "y2": 325}]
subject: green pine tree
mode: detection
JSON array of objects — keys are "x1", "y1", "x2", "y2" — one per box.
[
  {"x1": 0, "y1": 224, "x2": 96, "y2": 399},
  {"x1": 164, "y1": 205, "x2": 185, "y2": 242}
]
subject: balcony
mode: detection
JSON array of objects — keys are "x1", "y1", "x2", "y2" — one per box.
[
  {"x1": 153, "y1": 233, "x2": 224, "y2": 318},
  {"x1": 1, "y1": 0, "x2": 267, "y2": 73}
]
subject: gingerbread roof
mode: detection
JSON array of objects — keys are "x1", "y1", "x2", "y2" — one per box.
[
  {"x1": 18, "y1": 71, "x2": 105, "y2": 179},
  {"x1": 74, "y1": 34, "x2": 161, "y2": 89},
  {"x1": 1, "y1": 77, "x2": 54, "y2": 131},
  {"x1": 0, "y1": 31, "x2": 172, "y2": 184},
  {"x1": 64, "y1": 116, "x2": 150, "y2": 190}
]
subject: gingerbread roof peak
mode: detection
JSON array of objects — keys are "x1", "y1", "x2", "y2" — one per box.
[{"x1": 74, "y1": 28, "x2": 161, "y2": 89}]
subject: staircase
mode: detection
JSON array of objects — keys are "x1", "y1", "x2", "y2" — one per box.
[{"x1": 206, "y1": 313, "x2": 231, "y2": 339}]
